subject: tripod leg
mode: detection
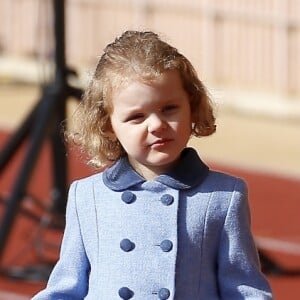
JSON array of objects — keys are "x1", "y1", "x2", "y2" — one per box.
[
  {"x1": 0, "y1": 105, "x2": 38, "y2": 171},
  {"x1": 49, "y1": 98, "x2": 68, "y2": 219},
  {"x1": 0, "y1": 87, "x2": 60, "y2": 259}
]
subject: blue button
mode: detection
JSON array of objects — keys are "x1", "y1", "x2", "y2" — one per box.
[
  {"x1": 158, "y1": 288, "x2": 170, "y2": 299},
  {"x1": 118, "y1": 287, "x2": 134, "y2": 299},
  {"x1": 121, "y1": 191, "x2": 136, "y2": 204},
  {"x1": 120, "y1": 239, "x2": 135, "y2": 252},
  {"x1": 160, "y1": 240, "x2": 173, "y2": 252},
  {"x1": 160, "y1": 194, "x2": 174, "y2": 206}
]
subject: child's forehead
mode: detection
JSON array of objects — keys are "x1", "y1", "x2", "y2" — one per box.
[
  {"x1": 110, "y1": 70, "x2": 186, "y2": 103},
  {"x1": 110, "y1": 69, "x2": 181, "y2": 93},
  {"x1": 109, "y1": 72, "x2": 156, "y2": 94}
]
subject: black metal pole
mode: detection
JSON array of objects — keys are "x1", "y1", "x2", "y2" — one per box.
[
  {"x1": 48, "y1": 0, "x2": 68, "y2": 217},
  {"x1": 53, "y1": 0, "x2": 67, "y2": 84},
  {"x1": 0, "y1": 88, "x2": 59, "y2": 259}
]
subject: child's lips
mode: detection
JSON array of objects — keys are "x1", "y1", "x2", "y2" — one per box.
[{"x1": 150, "y1": 138, "x2": 172, "y2": 148}]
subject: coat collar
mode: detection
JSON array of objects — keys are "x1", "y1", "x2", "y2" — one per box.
[{"x1": 103, "y1": 147, "x2": 209, "y2": 191}]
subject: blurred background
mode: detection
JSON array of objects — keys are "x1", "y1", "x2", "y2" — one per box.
[{"x1": 0, "y1": 0, "x2": 300, "y2": 299}]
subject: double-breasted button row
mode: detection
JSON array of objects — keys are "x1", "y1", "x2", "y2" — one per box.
[
  {"x1": 121, "y1": 191, "x2": 174, "y2": 206},
  {"x1": 118, "y1": 286, "x2": 170, "y2": 299},
  {"x1": 120, "y1": 239, "x2": 173, "y2": 253},
  {"x1": 119, "y1": 191, "x2": 173, "y2": 299}
]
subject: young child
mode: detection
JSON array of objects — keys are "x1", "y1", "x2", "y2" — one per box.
[{"x1": 32, "y1": 30, "x2": 273, "y2": 299}]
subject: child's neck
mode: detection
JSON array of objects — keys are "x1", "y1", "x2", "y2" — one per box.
[{"x1": 128, "y1": 158, "x2": 178, "y2": 181}]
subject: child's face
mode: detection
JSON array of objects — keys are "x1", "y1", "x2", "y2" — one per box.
[{"x1": 109, "y1": 70, "x2": 192, "y2": 180}]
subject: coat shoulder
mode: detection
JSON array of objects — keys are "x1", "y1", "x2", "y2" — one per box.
[
  {"x1": 70, "y1": 172, "x2": 104, "y2": 193},
  {"x1": 68, "y1": 172, "x2": 105, "y2": 209},
  {"x1": 203, "y1": 169, "x2": 247, "y2": 194}
]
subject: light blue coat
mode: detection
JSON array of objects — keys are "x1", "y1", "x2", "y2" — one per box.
[{"x1": 32, "y1": 148, "x2": 273, "y2": 299}]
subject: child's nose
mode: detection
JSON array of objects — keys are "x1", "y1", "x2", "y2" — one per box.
[{"x1": 147, "y1": 114, "x2": 166, "y2": 133}]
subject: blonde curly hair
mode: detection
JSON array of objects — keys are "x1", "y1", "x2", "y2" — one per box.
[{"x1": 67, "y1": 30, "x2": 216, "y2": 168}]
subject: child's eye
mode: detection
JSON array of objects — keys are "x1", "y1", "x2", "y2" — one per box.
[
  {"x1": 125, "y1": 113, "x2": 144, "y2": 122},
  {"x1": 162, "y1": 104, "x2": 178, "y2": 113}
]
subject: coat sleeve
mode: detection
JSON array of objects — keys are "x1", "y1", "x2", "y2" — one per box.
[
  {"x1": 31, "y1": 181, "x2": 90, "y2": 300},
  {"x1": 217, "y1": 178, "x2": 273, "y2": 299}
]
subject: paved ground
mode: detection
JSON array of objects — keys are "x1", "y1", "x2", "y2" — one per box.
[{"x1": 0, "y1": 291, "x2": 28, "y2": 300}]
